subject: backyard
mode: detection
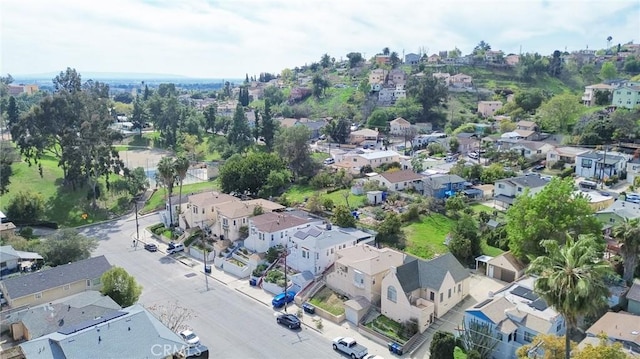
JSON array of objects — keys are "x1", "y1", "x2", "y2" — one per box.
[
  {"x1": 308, "y1": 286, "x2": 346, "y2": 316},
  {"x1": 284, "y1": 184, "x2": 366, "y2": 209},
  {"x1": 365, "y1": 315, "x2": 414, "y2": 344}
]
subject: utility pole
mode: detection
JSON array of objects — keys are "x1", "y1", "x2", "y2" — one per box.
[
  {"x1": 283, "y1": 247, "x2": 288, "y2": 313},
  {"x1": 202, "y1": 226, "x2": 210, "y2": 291},
  {"x1": 134, "y1": 201, "x2": 139, "y2": 250},
  {"x1": 600, "y1": 145, "x2": 608, "y2": 189}
]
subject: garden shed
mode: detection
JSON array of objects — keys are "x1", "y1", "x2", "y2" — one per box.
[{"x1": 344, "y1": 296, "x2": 371, "y2": 325}]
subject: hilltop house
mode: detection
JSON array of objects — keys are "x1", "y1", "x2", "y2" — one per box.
[
  {"x1": 369, "y1": 169, "x2": 423, "y2": 192},
  {"x1": 405, "y1": 53, "x2": 421, "y2": 65},
  {"x1": 286, "y1": 224, "x2": 375, "y2": 276},
  {"x1": 0, "y1": 256, "x2": 112, "y2": 309},
  {"x1": 493, "y1": 175, "x2": 549, "y2": 209},
  {"x1": 450, "y1": 73, "x2": 473, "y2": 88},
  {"x1": 368, "y1": 69, "x2": 388, "y2": 88},
  {"x1": 19, "y1": 304, "x2": 192, "y2": 359},
  {"x1": 389, "y1": 69, "x2": 407, "y2": 86},
  {"x1": 627, "y1": 156, "x2": 640, "y2": 185},
  {"x1": 432, "y1": 72, "x2": 451, "y2": 86},
  {"x1": 582, "y1": 83, "x2": 615, "y2": 106},
  {"x1": 575, "y1": 150, "x2": 629, "y2": 180},
  {"x1": 381, "y1": 253, "x2": 470, "y2": 333},
  {"x1": 464, "y1": 277, "x2": 565, "y2": 359},
  {"x1": 340, "y1": 150, "x2": 400, "y2": 171},
  {"x1": 244, "y1": 212, "x2": 322, "y2": 253},
  {"x1": 546, "y1": 146, "x2": 590, "y2": 168},
  {"x1": 349, "y1": 128, "x2": 379, "y2": 145},
  {"x1": 513, "y1": 120, "x2": 538, "y2": 140},
  {"x1": 612, "y1": 85, "x2": 640, "y2": 109},
  {"x1": 509, "y1": 140, "x2": 555, "y2": 160},
  {"x1": 389, "y1": 117, "x2": 411, "y2": 136},
  {"x1": 326, "y1": 244, "x2": 405, "y2": 306}
]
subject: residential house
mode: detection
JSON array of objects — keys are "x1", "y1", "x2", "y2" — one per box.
[
  {"x1": 450, "y1": 73, "x2": 473, "y2": 88},
  {"x1": 578, "y1": 190, "x2": 615, "y2": 212},
  {"x1": 595, "y1": 200, "x2": 640, "y2": 227},
  {"x1": 405, "y1": 53, "x2": 421, "y2": 65},
  {"x1": 381, "y1": 253, "x2": 470, "y2": 333},
  {"x1": 375, "y1": 54, "x2": 390, "y2": 65},
  {"x1": 7, "y1": 84, "x2": 39, "y2": 96},
  {"x1": 163, "y1": 194, "x2": 190, "y2": 227},
  {"x1": 389, "y1": 117, "x2": 411, "y2": 136},
  {"x1": 368, "y1": 69, "x2": 388, "y2": 87},
  {"x1": 505, "y1": 54, "x2": 520, "y2": 66},
  {"x1": 0, "y1": 222, "x2": 16, "y2": 238},
  {"x1": 326, "y1": 244, "x2": 405, "y2": 306},
  {"x1": 389, "y1": 69, "x2": 407, "y2": 86},
  {"x1": 484, "y1": 50, "x2": 504, "y2": 63},
  {"x1": 181, "y1": 191, "x2": 237, "y2": 230},
  {"x1": 422, "y1": 174, "x2": 467, "y2": 199},
  {"x1": 583, "y1": 312, "x2": 640, "y2": 354},
  {"x1": 546, "y1": 146, "x2": 590, "y2": 168},
  {"x1": 514, "y1": 120, "x2": 538, "y2": 140},
  {"x1": 456, "y1": 133, "x2": 480, "y2": 154},
  {"x1": 378, "y1": 87, "x2": 398, "y2": 106},
  {"x1": 19, "y1": 304, "x2": 192, "y2": 359},
  {"x1": 612, "y1": 85, "x2": 640, "y2": 109},
  {"x1": 485, "y1": 252, "x2": 526, "y2": 282},
  {"x1": 575, "y1": 150, "x2": 629, "y2": 180},
  {"x1": 477, "y1": 101, "x2": 503, "y2": 117},
  {"x1": 493, "y1": 175, "x2": 549, "y2": 209},
  {"x1": 626, "y1": 280, "x2": 640, "y2": 315},
  {"x1": 464, "y1": 277, "x2": 565, "y2": 359},
  {"x1": 286, "y1": 224, "x2": 375, "y2": 276},
  {"x1": 582, "y1": 83, "x2": 615, "y2": 106},
  {"x1": 0, "y1": 245, "x2": 43, "y2": 277},
  {"x1": 299, "y1": 119, "x2": 326, "y2": 139},
  {"x1": 427, "y1": 54, "x2": 441, "y2": 63},
  {"x1": 8, "y1": 291, "x2": 121, "y2": 341},
  {"x1": 432, "y1": 72, "x2": 451, "y2": 86},
  {"x1": 244, "y1": 212, "x2": 321, "y2": 253},
  {"x1": 509, "y1": 140, "x2": 555, "y2": 160},
  {"x1": 370, "y1": 170, "x2": 423, "y2": 192},
  {"x1": 341, "y1": 150, "x2": 401, "y2": 171},
  {"x1": 628, "y1": 156, "x2": 640, "y2": 185},
  {"x1": 0, "y1": 256, "x2": 112, "y2": 309},
  {"x1": 349, "y1": 128, "x2": 379, "y2": 145},
  {"x1": 214, "y1": 199, "x2": 284, "y2": 242}
]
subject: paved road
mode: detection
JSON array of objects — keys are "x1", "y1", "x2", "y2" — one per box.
[{"x1": 84, "y1": 213, "x2": 339, "y2": 359}]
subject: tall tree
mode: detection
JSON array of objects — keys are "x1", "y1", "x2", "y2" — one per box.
[
  {"x1": 6, "y1": 190, "x2": 45, "y2": 223},
  {"x1": 174, "y1": 155, "x2": 190, "y2": 222},
  {"x1": 260, "y1": 99, "x2": 278, "y2": 152},
  {"x1": 130, "y1": 96, "x2": 147, "y2": 135},
  {"x1": 346, "y1": 52, "x2": 363, "y2": 68},
  {"x1": 203, "y1": 104, "x2": 216, "y2": 133},
  {"x1": 322, "y1": 118, "x2": 350, "y2": 144},
  {"x1": 527, "y1": 235, "x2": 612, "y2": 359},
  {"x1": 312, "y1": 74, "x2": 329, "y2": 98},
  {"x1": 599, "y1": 61, "x2": 618, "y2": 80},
  {"x1": 218, "y1": 152, "x2": 287, "y2": 195},
  {"x1": 227, "y1": 104, "x2": 252, "y2": 152},
  {"x1": 612, "y1": 218, "x2": 640, "y2": 284},
  {"x1": 274, "y1": 125, "x2": 315, "y2": 180},
  {"x1": 375, "y1": 212, "x2": 404, "y2": 248},
  {"x1": 406, "y1": 75, "x2": 448, "y2": 127},
  {"x1": 320, "y1": 53, "x2": 331, "y2": 68},
  {"x1": 429, "y1": 330, "x2": 456, "y2": 359},
  {"x1": 6, "y1": 96, "x2": 19, "y2": 129},
  {"x1": 506, "y1": 177, "x2": 602, "y2": 261},
  {"x1": 332, "y1": 205, "x2": 356, "y2": 228},
  {"x1": 157, "y1": 156, "x2": 177, "y2": 227},
  {"x1": 537, "y1": 93, "x2": 582, "y2": 133},
  {"x1": 39, "y1": 229, "x2": 98, "y2": 266},
  {"x1": 101, "y1": 267, "x2": 142, "y2": 307}
]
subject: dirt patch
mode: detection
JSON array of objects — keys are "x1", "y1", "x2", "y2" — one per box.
[
  {"x1": 309, "y1": 286, "x2": 346, "y2": 315},
  {"x1": 119, "y1": 148, "x2": 174, "y2": 170}
]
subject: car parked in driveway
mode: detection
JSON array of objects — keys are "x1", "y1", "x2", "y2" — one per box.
[
  {"x1": 272, "y1": 291, "x2": 296, "y2": 308},
  {"x1": 144, "y1": 243, "x2": 158, "y2": 252},
  {"x1": 179, "y1": 329, "x2": 200, "y2": 347},
  {"x1": 276, "y1": 313, "x2": 301, "y2": 329}
]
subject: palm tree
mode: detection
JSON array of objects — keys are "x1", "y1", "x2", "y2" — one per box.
[
  {"x1": 157, "y1": 156, "x2": 177, "y2": 227},
  {"x1": 612, "y1": 218, "x2": 640, "y2": 283},
  {"x1": 174, "y1": 155, "x2": 190, "y2": 224},
  {"x1": 527, "y1": 234, "x2": 612, "y2": 359}
]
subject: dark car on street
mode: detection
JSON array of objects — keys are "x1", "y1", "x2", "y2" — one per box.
[
  {"x1": 276, "y1": 313, "x2": 301, "y2": 329},
  {"x1": 144, "y1": 243, "x2": 158, "y2": 252}
]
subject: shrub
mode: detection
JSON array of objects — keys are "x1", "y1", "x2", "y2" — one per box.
[{"x1": 559, "y1": 166, "x2": 575, "y2": 178}]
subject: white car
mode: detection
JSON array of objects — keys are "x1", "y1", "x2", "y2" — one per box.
[{"x1": 179, "y1": 329, "x2": 200, "y2": 347}]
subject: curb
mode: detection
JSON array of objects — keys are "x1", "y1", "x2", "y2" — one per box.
[{"x1": 233, "y1": 288, "x2": 270, "y2": 308}]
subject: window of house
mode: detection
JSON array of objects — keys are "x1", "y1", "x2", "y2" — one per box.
[
  {"x1": 458, "y1": 284, "x2": 461, "y2": 292},
  {"x1": 233, "y1": 220, "x2": 236, "y2": 226},
  {"x1": 517, "y1": 187, "x2": 523, "y2": 192},
  {"x1": 192, "y1": 206, "x2": 198, "y2": 214},
  {"x1": 331, "y1": 248, "x2": 334, "y2": 254},
  {"x1": 387, "y1": 286, "x2": 397, "y2": 303},
  {"x1": 524, "y1": 331, "x2": 533, "y2": 343},
  {"x1": 223, "y1": 218, "x2": 228, "y2": 225},
  {"x1": 281, "y1": 232, "x2": 283, "y2": 238},
  {"x1": 35, "y1": 292, "x2": 42, "y2": 299},
  {"x1": 581, "y1": 159, "x2": 593, "y2": 168},
  {"x1": 448, "y1": 289, "x2": 452, "y2": 298},
  {"x1": 271, "y1": 234, "x2": 274, "y2": 241},
  {"x1": 201, "y1": 208, "x2": 204, "y2": 214},
  {"x1": 316, "y1": 253, "x2": 319, "y2": 259},
  {"x1": 440, "y1": 293, "x2": 443, "y2": 302},
  {"x1": 508, "y1": 333, "x2": 512, "y2": 342},
  {"x1": 430, "y1": 292, "x2": 435, "y2": 301},
  {"x1": 497, "y1": 183, "x2": 504, "y2": 189},
  {"x1": 87, "y1": 279, "x2": 91, "y2": 287},
  {"x1": 354, "y1": 270, "x2": 365, "y2": 288},
  {"x1": 243, "y1": 218, "x2": 246, "y2": 224}
]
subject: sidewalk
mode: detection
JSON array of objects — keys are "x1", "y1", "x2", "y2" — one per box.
[{"x1": 136, "y1": 230, "x2": 394, "y2": 358}]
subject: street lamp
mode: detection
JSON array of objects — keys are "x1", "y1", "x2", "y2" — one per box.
[{"x1": 134, "y1": 201, "x2": 139, "y2": 250}]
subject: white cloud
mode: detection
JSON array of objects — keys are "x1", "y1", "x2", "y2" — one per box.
[{"x1": 1, "y1": 0, "x2": 638, "y2": 78}]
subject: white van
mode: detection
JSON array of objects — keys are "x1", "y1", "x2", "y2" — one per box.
[
  {"x1": 323, "y1": 158, "x2": 335, "y2": 165},
  {"x1": 167, "y1": 243, "x2": 185, "y2": 254}
]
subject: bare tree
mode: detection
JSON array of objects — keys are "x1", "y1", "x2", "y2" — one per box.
[{"x1": 147, "y1": 300, "x2": 196, "y2": 332}]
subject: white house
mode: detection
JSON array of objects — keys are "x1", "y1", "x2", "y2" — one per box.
[
  {"x1": 370, "y1": 169, "x2": 423, "y2": 192},
  {"x1": 389, "y1": 117, "x2": 411, "y2": 136},
  {"x1": 286, "y1": 224, "x2": 375, "y2": 276},
  {"x1": 627, "y1": 157, "x2": 640, "y2": 185},
  {"x1": 575, "y1": 151, "x2": 629, "y2": 180},
  {"x1": 546, "y1": 146, "x2": 590, "y2": 168},
  {"x1": 244, "y1": 212, "x2": 322, "y2": 253},
  {"x1": 341, "y1": 150, "x2": 401, "y2": 170},
  {"x1": 464, "y1": 277, "x2": 565, "y2": 359},
  {"x1": 494, "y1": 175, "x2": 549, "y2": 208},
  {"x1": 509, "y1": 140, "x2": 555, "y2": 160}
]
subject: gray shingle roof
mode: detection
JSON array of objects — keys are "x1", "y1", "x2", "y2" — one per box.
[
  {"x1": 396, "y1": 253, "x2": 469, "y2": 292},
  {"x1": 627, "y1": 280, "x2": 640, "y2": 302},
  {"x1": 1, "y1": 256, "x2": 112, "y2": 299},
  {"x1": 505, "y1": 175, "x2": 548, "y2": 189}
]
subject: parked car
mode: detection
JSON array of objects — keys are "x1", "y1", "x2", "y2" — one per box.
[
  {"x1": 332, "y1": 337, "x2": 368, "y2": 359},
  {"x1": 144, "y1": 243, "x2": 158, "y2": 252},
  {"x1": 272, "y1": 291, "x2": 296, "y2": 308},
  {"x1": 167, "y1": 242, "x2": 185, "y2": 254},
  {"x1": 179, "y1": 329, "x2": 200, "y2": 347},
  {"x1": 276, "y1": 313, "x2": 301, "y2": 329},
  {"x1": 532, "y1": 164, "x2": 545, "y2": 171},
  {"x1": 323, "y1": 158, "x2": 335, "y2": 165}
]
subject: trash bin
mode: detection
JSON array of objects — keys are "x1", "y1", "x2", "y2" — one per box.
[
  {"x1": 204, "y1": 265, "x2": 211, "y2": 274},
  {"x1": 302, "y1": 302, "x2": 315, "y2": 314},
  {"x1": 249, "y1": 278, "x2": 257, "y2": 286}
]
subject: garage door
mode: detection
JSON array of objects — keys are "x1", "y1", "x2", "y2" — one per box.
[
  {"x1": 345, "y1": 307, "x2": 358, "y2": 324},
  {"x1": 501, "y1": 270, "x2": 515, "y2": 283}
]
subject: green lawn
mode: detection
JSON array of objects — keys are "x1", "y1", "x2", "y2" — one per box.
[
  {"x1": 283, "y1": 184, "x2": 366, "y2": 209},
  {"x1": 482, "y1": 241, "x2": 505, "y2": 257},
  {"x1": 404, "y1": 214, "x2": 454, "y2": 259},
  {"x1": 470, "y1": 203, "x2": 494, "y2": 214},
  {"x1": 3, "y1": 155, "x2": 124, "y2": 227},
  {"x1": 142, "y1": 181, "x2": 220, "y2": 213}
]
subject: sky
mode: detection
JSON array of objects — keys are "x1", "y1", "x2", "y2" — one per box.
[{"x1": 1, "y1": 0, "x2": 639, "y2": 79}]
